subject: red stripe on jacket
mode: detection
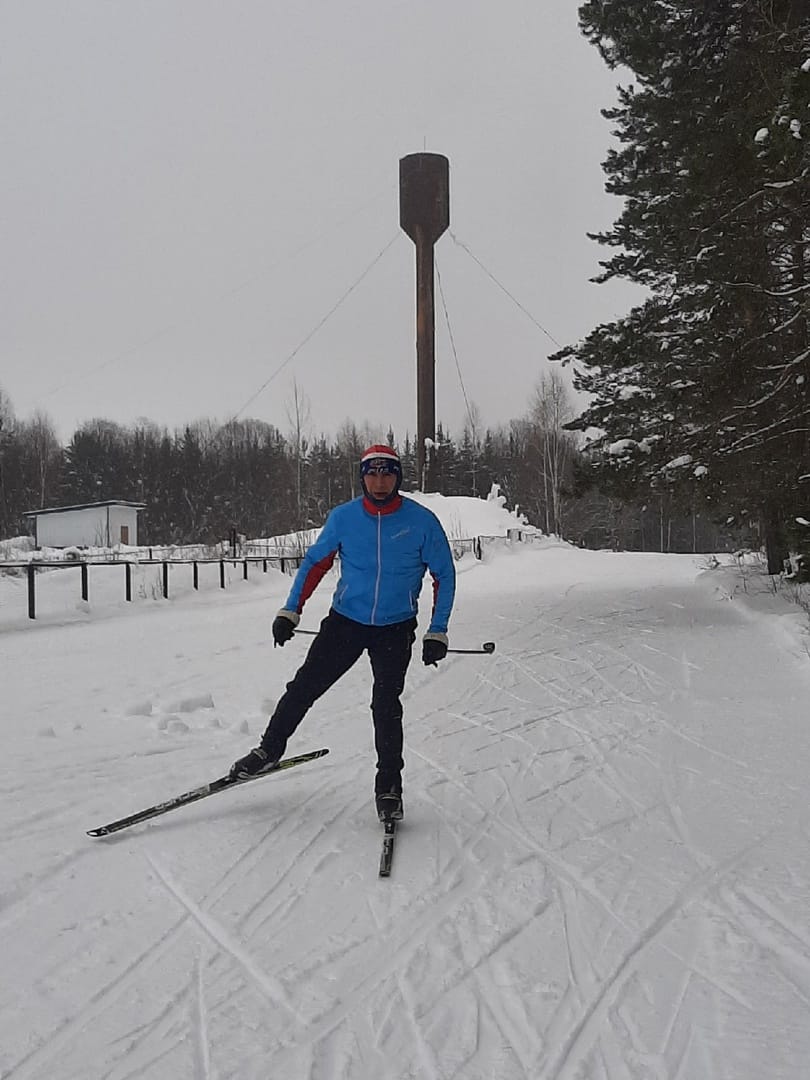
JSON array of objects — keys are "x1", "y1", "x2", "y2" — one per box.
[{"x1": 296, "y1": 551, "x2": 337, "y2": 612}]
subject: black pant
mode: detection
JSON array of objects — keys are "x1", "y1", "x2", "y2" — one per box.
[{"x1": 262, "y1": 609, "x2": 417, "y2": 794}]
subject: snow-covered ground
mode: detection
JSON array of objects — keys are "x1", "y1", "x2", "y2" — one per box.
[{"x1": 2, "y1": 495, "x2": 810, "y2": 1080}]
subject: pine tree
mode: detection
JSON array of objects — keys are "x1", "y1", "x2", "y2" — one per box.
[{"x1": 560, "y1": 1, "x2": 810, "y2": 567}]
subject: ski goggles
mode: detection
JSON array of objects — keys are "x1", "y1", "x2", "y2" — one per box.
[{"x1": 361, "y1": 459, "x2": 400, "y2": 476}]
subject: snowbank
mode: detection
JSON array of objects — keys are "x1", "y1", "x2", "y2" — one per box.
[{"x1": 406, "y1": 484, "x2": 540, "y2": 540}]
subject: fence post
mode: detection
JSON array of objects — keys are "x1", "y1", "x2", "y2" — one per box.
[
  {"x1": 243, "y1": 559, "x2": 248, "y2": 580},
  {"x1": 28, "y1": 563, "x2": 36, "y2": 619},
  {"x1": 193, "y1": 561, "x2": 199, "y2": 590},
  {"x1": 162, "y1": 561, "x2": 169, "y2": 599},
  {"x1": 263, "y1": 559, "x2": 268, "y2": 573},
  {"x1": 220, "y1": 560, "x2": 225, "y2": 589},
  {"x1": 125, "y1": 562, "x2": 132, "y2": 602},
  {"x1": 81, "y1": 563, "x2": 89, "y2": 602}
]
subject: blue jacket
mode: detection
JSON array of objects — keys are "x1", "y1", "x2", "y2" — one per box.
[{"x1": 284, "y1": 495, "x2": 456, "y2": 633}]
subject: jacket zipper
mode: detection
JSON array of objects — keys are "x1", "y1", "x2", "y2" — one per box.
[{"x1": 370, "y1": 512, "x2": 382, "y2": 624}]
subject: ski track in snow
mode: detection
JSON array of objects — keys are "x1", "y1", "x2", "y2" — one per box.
[
  {"x1": 366, "y1": 896, "x2": 442, "y2": 1080},
  {"x1": 3, "y1": 546, "x2": 810, "y2": 1078},
  {"x1": 408, "y1": 739, "x2": 752, "y2": 1077},
  {"x1": 145, "y1": 854, "x2": 305, "y2": 1024},
  {"x1": 190, "y1": 953, "x2": 211, "y2": 1080}
]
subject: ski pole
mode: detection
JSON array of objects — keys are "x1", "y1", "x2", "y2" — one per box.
[
  {"x1": 295, "y1": 629, "x2": 495, "y2": 654},
  {"x1": 448, "y1": 642, "x2": 496, "y2": 655}
]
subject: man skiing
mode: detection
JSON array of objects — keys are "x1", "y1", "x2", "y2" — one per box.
[{"x1": 230, "y1": 444, "x2": 456, "y2": 822}]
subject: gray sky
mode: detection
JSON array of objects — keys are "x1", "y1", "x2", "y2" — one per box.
[{"x1": 2, "y1": 0, "x2": 643, "y2": 445}]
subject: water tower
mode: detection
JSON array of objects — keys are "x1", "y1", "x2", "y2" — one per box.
[{"x1": 399, "y1": 153, "x2": 449, "y2": 491}]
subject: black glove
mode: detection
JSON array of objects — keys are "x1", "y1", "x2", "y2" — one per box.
[
  {"x1": 422, "y1": 633, "x2": 448, "y2": 667},
  {"x1": 272, "y1": 611, "x2": 298, "y2": 647}
]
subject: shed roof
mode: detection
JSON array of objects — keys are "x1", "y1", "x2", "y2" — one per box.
[{"x1": 23, "y1": 500, "x2": 146, "y2": 518}]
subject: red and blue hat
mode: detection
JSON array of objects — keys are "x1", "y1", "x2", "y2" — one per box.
[
  {"x1": 360, "y1": 444, "x2": 402, "y2": 504},
  {"x1": 360, "y1": 444, "x2": 401, "y2": 476}
]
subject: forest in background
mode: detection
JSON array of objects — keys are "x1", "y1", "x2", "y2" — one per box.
[{"x1": 0, "y1": 374, "x2": 733, "y2": 553}]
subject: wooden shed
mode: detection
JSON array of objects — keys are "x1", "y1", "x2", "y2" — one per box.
[{"x1": 24, "y1": 501, "x2": 146, "y2": 549}]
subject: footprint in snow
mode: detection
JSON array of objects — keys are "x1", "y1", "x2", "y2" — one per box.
[
  {"x1": 166, "y1": 719, "x2": 191, "y2": 734},
  {"x1": 124, "y1": 700, "x2": 153, "y2": 717},
  {"x1": 154, "y1": 715, "x2": 191, "y2": 734},
  {"x1": 166, "y1": 692, "x2": 215, "y2": 714}
]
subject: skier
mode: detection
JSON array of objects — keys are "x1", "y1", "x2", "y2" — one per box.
[{"x1": 230, "y1": 445, "x2": 456, "y2": 822}]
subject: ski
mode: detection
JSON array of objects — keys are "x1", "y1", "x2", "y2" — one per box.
[
  {"x1": 87, "y1": 747, "x2": 329, "y2": 837},
  {"x1": 379, "y1": 818, "x2": 397, "y2": 877}
]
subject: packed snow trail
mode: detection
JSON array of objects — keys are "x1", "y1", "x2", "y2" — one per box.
[{"x1": 2, "y1": 543, "x2": 810, "y2": 1079}]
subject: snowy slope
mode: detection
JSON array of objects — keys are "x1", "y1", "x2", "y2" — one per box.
[{"x1": 2, "y1": 500, "x2": 810, "y2": 1080}]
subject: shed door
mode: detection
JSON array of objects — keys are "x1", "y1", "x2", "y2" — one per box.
[{"x1": 120, "y1": 525, "x2": 130, "y2": 545}]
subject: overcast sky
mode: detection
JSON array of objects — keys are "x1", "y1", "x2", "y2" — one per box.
[{"x1": 2, "y1": 0, "x2": 644, "y2": 445}]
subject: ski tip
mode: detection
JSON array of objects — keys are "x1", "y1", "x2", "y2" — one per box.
[{"x1": 87, "y1": 828, "x2": 108, "y2": 838}]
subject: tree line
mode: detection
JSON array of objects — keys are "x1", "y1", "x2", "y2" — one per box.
[{"x1": 0, "y1": 375, "x2": 731, "y2": 552}]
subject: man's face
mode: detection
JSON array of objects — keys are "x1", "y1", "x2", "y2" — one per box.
[{"x1": 364, "y1": 463, "x2": 398, "y2": 501}]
